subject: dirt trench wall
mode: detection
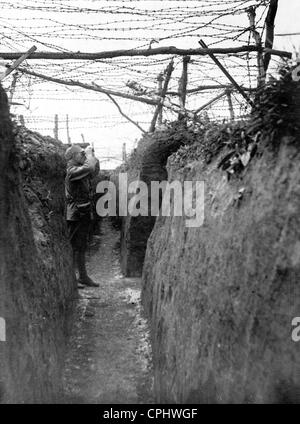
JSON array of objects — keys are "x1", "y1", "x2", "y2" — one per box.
[
  {"x1": 0, "y1": 86, "x2": 75, "y2": 403},
  {"x1": 142, "y1": 136, "x2": 300, "y2": 403}
]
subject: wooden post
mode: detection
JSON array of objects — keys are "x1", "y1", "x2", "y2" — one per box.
[
  {"x1": 54, "y1": 114, "x2": 58, "y2": 141},
  {"x1": 9, "y1": 72, "x2": 18, "y2": 105},
  {"x1": 157, "y1": 72, "x2": 163, "y2": 125},
  {"x1": 149, "y1": 60, "x2": 174, "y2": 133},
  {"x1": 19, "y1": 115, "x2": 25, "y2": 126},
  {"x1": 122, "y1": 143, "x2": 127, "y2": 163},
  {"x1": 66, "y1": 114, "x2": 71, "y2": 144},
  {"x1": 178, "y1": 56, "x2": 190, "y2": 111},
  {"x1": 226, "y1": 89, "x2": 235, "y2": 121}
]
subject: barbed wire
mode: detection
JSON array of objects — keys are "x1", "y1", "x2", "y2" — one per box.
[{"x1": 1, "y1": 0, "x2": 281, "y2": 152}]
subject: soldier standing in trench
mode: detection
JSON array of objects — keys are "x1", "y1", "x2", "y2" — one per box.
[{"x1": 65, "y1": 144, "x2": 100, "y2": 288}]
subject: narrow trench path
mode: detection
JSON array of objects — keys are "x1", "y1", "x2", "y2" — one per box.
[{"x1": 62, "y1": 219, "x2": 154, "y2": 404}]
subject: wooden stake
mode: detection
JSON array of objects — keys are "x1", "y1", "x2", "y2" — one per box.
[
  {"x1": 19, "y1": 115, "x2": 25, "y2": 126},
  {"x1": 178, "y1": 56, "x2": 190, "y2": 111},
  {"x1": 149, "y1": 60, "x2": 174, "y2": 133},
  {"x1": 66, "y1": 114, "x2": 71, "y2": 144},
  {"x1": 226, "y1": 89, "x2": 235, "y2": 121},
  {"x1": 157, "y1": 73, "x2": 163, "y2": 125},
  {"x1": 9, "y1": 72, "x2": 18, "y2": 104},
  {"x1": 0, "y1": 45, "x2": 37, "y2": 81},
  {"x1": 122, "y1": 143, "x2": 127, "y2": 163},
  {"x1": 54, "y1": 114, "x2": 58, "y2": 141}
]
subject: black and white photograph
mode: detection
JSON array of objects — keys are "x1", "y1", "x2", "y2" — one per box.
[{"x1": 0, "y1": 0, "x2": 300, "y2": 410}]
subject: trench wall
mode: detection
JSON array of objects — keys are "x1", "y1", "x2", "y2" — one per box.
[
  {"x1": 0, "y1": 86, "x2": 75, "y2": 403},
  {"x1": 142, "y1": 134, "x2": 300, "y2": 403}
]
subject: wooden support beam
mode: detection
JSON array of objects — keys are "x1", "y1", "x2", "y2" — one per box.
[
  {"x1": 0, "y1": 46, "x2": 37, "y2": 81},
  {"x1": 18, "y1": 67, "x2": 158, "y2": 107},
  {"x1": 149, "y1": 60, "x2": 174, "y2": 133},
  {"x1": 0, "y1": 45, "x2": 291, "y2": 61},
  {"x1": 199, "y1": 39, "x2": 254, "y2": 108}
]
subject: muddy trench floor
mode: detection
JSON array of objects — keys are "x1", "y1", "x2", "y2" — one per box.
[{"x1": 62, "y1": 219, "x2": 154, "y2": 404}]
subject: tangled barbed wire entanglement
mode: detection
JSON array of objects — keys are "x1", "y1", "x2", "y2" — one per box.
[{"x1": 0, "y1": 0, "x2": 294, "y2": 150}]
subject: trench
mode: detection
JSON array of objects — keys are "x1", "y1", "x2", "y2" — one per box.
[
  {"x1": 2, "y1": 75, "x2": 300, "y2": 403},
  {"x1": 62, "y1": 218, "x2": 154, "y2": 404}
]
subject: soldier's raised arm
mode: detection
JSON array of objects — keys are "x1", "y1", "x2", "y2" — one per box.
[{"x1": 65, "y1": 144, "x2": 98, "y2": 181}]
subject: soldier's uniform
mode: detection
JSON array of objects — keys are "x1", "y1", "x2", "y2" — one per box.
[{"x1": 65, "y1": 145, "x2": 99, "y2": 288}]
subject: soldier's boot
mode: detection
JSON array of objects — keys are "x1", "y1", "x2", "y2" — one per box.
[
  {"x1": 73, "y1": 250, "x2": 85, "y2": 289},
  {"x1": 77, "y1": 250, "x2": 99, "y2": 287}
]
